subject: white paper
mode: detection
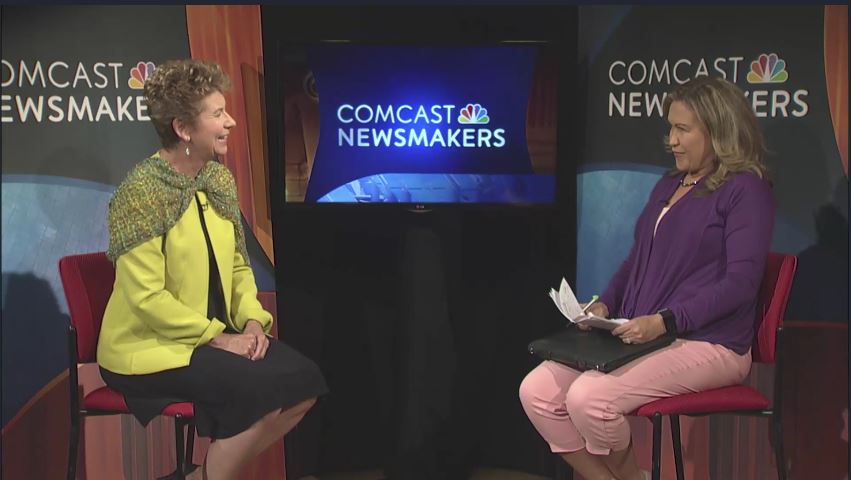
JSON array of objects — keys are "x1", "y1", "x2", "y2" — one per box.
[{"x1": 547, "y1": 278, "x2": 628, "y2": 331}]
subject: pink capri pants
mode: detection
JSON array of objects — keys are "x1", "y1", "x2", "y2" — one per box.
[{"x1": 518, "y1": 339, "x2": 751, "y2": 455}]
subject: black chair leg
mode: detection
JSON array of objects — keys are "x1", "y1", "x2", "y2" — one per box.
[
  {"x1": 175, "y1": 416, "x2": 186, "y2": 478},
  {"x1": 651, "y1": 413, "x2": 662, "y2": 480},
  {"x1": 158, "y1": 416, "x2": 186, "y2": 480},
  {"x1": 68, "y1": 415, "x2": 79, "y2": 480},
  {"x1": 183, "y1": 423, "x2": 199, "y2": 476},
  {"x1": 772, "y1": 414, "x2": 787, "y2": 480},
  {"x1": 670, "y1": 414, "x2": 685, "y2": 480}
]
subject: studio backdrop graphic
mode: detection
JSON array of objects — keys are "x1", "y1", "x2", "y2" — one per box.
[
  {"x1": 1, "y1": 5, "x2": 191, "y2": 427},
  {"x1": 576, "y1": 5, "x2": 847, "y2": 301}
]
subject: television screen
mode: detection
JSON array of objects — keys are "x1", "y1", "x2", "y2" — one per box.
[{"x1": 280, "y1": 44, "x2": 558, "y2": 205}]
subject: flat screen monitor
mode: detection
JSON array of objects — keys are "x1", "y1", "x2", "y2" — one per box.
[{"x1": 279, "y1": 43, "x2": 559, "y2": 205}]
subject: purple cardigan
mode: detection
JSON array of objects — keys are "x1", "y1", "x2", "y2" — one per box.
[{"x1": 599, "y1": 171, "x2": 775, "y2": 354}]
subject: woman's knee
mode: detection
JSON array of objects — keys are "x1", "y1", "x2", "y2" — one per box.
[
  {"x1": 519, "y1": 364, "x2": 552, "y2": 409},
  {"x1": 563, "y1": 373, "x2": 608, "y2": 418},
  {"x1": 284, "y1": 397, "x2": 317, "y2": 418},
  {"x1": 265, "y1": 397, "x2": 316, "y2": 422},
  {"x1": 298, "y1": 396, "x2": 317, "y2": 412}
]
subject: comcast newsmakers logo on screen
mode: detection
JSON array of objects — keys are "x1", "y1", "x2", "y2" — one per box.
[
  {"x1": 335, "y1": 101, "x2": 506, "y2": 148},
  {"x1": 457, "y1": 103, "x2": 490, "y2": 124},
  {"x1": 1, "y1": 59, "x2": 157, "y2": 123}
]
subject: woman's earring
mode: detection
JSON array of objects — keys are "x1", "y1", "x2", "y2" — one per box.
[{"x1": 185, "y1": 137, "x2": 191, "y2": 156}]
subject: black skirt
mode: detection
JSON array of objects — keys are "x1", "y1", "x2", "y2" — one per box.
[{"x1": 100, "y1": 339, "x2": 328, "y2": 439}]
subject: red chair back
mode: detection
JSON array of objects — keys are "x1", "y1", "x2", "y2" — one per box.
[
  {"x1": 58, "y1": 252, "x2": 116, "y2": 363},
  {"x1": 752, "y1": 252, "x2": 797, "y2": 364}
]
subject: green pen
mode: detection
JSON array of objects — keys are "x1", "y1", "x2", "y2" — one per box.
[{"x1": 581, "y1": 295, "x2": 599, "y2": 314}]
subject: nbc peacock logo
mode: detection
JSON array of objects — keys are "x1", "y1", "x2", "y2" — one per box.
[
  {"x1": 746, "y1": 53, "x2": 788, "y2": 84},
  {"x1": 457, "y1": 103, "x2": 489, "y2": 124},
  {"x1": 128, "y1": 61, "x2": 156, "y2": 89}
]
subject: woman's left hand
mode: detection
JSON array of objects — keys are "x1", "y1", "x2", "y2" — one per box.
[
  {"x1": 611, "y1": 314, "x2": 666, "y2": 344},
  {"x1": 244, "y1": 320, "x2": 270, "y2": 360}
]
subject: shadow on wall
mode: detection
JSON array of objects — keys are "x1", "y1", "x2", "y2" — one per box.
[
  {"x1": 1, "y1": 272, "x2": 69, "y2": 426},
  {"x1": 242, "y1": 215, "x2": 275, "y2": 292},
  {"x1": 785, "y1": 187, "x2": 850, "y2": 324},
  {"x1": 764, "y1": 107, "x2": 849, "y2": 324},
  {"x1": 762, "y1": 117, "x2": 832, "y2": 249}
]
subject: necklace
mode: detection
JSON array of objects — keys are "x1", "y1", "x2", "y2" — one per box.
[{"x1": 679, "y1": 176, "x2": 700, "y2": 187}]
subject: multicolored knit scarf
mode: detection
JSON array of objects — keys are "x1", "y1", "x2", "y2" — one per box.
[{"x1": 107, "y1": 152, "x2": 249, "y2": 264}]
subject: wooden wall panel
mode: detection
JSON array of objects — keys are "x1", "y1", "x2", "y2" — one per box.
[
  {"x1": 186, "y1": 5, "x2": 275, "y2": 263},
  {"x1": 824, "y1": 5, "x2": 848, "y2": 175}
]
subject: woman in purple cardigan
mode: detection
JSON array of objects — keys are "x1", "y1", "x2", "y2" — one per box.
[{"x1": 520, "y1": 76, "x2": 774, "y2": 480}]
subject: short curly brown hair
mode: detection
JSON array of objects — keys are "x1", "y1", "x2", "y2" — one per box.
[{"x1": 143, "y1": 59, "x2": 231, "y2": 148}]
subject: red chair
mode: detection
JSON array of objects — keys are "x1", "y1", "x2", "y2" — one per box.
[
  {"x1": 59, "y1": 252, "x2": 197, "y2": 480},
  {"x1": 632, "y1": 252, "x2": 798, "y2": 480}
]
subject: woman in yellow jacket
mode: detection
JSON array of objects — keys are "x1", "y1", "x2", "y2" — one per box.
[{"x1": 97, "y1": 59, "x2": 327, "y2": 480}]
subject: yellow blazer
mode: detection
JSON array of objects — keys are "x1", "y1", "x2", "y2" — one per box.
[{"x1": 97, "y1": 191, "x2": 272, "y2": 375}]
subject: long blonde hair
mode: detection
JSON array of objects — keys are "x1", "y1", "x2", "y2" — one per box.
[{"x1": 663, "y1": 76, "x2": 769, "y2": 193}]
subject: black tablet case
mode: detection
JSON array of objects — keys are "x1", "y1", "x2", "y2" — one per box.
[{"x1": 528, "y1": 326, "x2": 675, "y2": 373}]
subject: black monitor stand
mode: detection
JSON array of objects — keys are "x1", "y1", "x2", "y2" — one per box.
[{"x1": 281, "y1": 207, "x2": 570, "y2": 480}]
